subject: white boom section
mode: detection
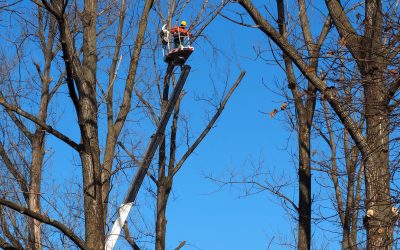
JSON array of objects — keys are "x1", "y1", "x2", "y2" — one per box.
[{"x1": 105, "y1": 202, "x2": 133, "y2": 250}]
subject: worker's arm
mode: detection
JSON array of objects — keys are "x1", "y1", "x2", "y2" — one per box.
[{"x1": 170, "y1": 26, "x2": 178, "y2": 33}]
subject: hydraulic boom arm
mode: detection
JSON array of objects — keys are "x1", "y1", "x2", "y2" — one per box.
[{"x1": 105, "y1": 65, "x2": 191, "y2": 250}]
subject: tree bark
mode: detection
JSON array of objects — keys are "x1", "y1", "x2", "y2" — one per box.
[
  {"x1": 28, "y1": 134, "x2": 45, "y2": 250},
  {"x1": 27, "y1": 16, "x2": 54, "y2": 247},
  {"x1": 155, "y1": 64, "x2": 171, "y2": 250},
  {"x1": 101, "y1": 0, "x2": 154, "y2": 226},
  {"x1": 155, "y1": 181, "x2": 172, "y2": 250},
  {"x1": 326, "y1": 0, "x2": 395, "y2": 247},
  {"x1": 276, "y1": 1, "x2": 320, "y2": 248},
  {"x1": 297, "y1": 125, "x2": 311, "y2": 250},
  {"x1": 362, "y1": 70, "x2": 393, "y2": 249},
  {"x1": 79, "y1": 1, "x2": 105, "y2": 249}
]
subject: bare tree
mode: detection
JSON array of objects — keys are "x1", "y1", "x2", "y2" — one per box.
[
  {"x1": 0, "y1": 4, "x2": 63, "y2": 249},
  {"x1": 0, "y1": 0, "x2": 155, "y2": 248},
  {"x1": 274, "y1": 1, "x2": 331, "y2": 248}
]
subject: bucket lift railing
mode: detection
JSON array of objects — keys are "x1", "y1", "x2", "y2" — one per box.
[{"x1": 176, "y1": 27, "x2": 191, "y2": 47}]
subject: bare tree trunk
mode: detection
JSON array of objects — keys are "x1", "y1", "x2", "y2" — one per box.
[
  {"x1": 27, "y1": 18, "x2": 54, "y2": 247},
  {"x1": 323, "y1": 0, "x2": 394, "y2": 246},
  {"x1": 78, "y1": 57, "x2": 104, "y2": 249},
  {"x1": 155, "y1": 89, "x2": 179, "y2": 250},
  {"x1": 79, "y1": 1, "x2": 105, "y2": 248},
  {"x1": 351, "y1": 161, "x2": 364, "y2": 248},
  {"x1": 80, "y1": 151, "x2": 104, "y2": 249},
  {"x1": 101, "y1": 0, "x2": 153, "y2": 226},
  {"x1": 338, "y1": 155, "x2": 360, "y2": 250},
  {"x1": 276, "y1": 1, "x2": 324, "y2": 248},
  {"x1": 361, "y1": 2, "x2": 394, "y2": 244},
  {"x1": 155, "y1": 66, "x2": 171, "y2": 250},
  {"x1": 297, "y1": 125, "x2": 311, "y2": 250},
  {"x1": 28, "y1": 134, "x2": 45, "y2": 250},
  {"x1": 156, "y1": 142, "x2": 167, "y2": 250},
  {"x1": 363, "y1": 71, "x2": 393, "y2": 249},
  {"x1": 341, "y1": 155, "x2": 357, "y2": 250},
  {"x1": 155, "y1": 182, "x2": 172, "y2": 250},
  {"x1": 101, "y1": 0, "x2": 126, "y2": 222}
]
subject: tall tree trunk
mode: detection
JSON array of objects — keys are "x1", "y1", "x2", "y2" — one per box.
[
  {"x1": 341, "y1": 174, "x2": 357, "y2": 250},
  {"x1": 156, "y1": 132, "x2": 167, "y2": 250},
  {"x1": 350, "y1": 159, "x2": 363, "y2": 249},
  {"x1": 101, "y1": 0, "x2": 153, "y2": 226},
  {"x1": 362, "y1": 1, "x2": 393, "y2": 247},
  {"x1": 297, "y1": 124, "x2": 311, "y2": 250},
  {"x1": 276, "y1": 2, "x2": 320, "y2": 248},
  {"x1": 362, "y1": 70, "x2": 393, "y2": 249},
  {"x1": 27, "y1": 34, "x2": 53, "y2": 248},
  {"x1": 28, "y1": 134, "x2": 45, "y2": 250},
  {"x1": 341, "y1": 165, "x2": 356, "y2": 250},
  {"x1": 237, "y1": 0, "x2": 396, "y2": 247},
  {"x1": 102, "y1": 133, "x2": 116, "y2": 222},
  {"x1": 321, "y1": 0, "x2": 395, "y2": 246},
  {"x1": 80, "y1": 150, "x2": 104, "y2": 249},
  {"x1": 80, "y1": 1, "x2": 104, "y2": 248},
  {"x1": 155, "y1": 65, "x2": 171, "y2": 250},
  {"x1": 79, "y1": 84, "x2": 103, "y2": 250},
  {"x1": 155, "y1": 182, "x2": 171, "y2": 250},
  {"x1": 342, "y1": 137, "x2": 356, "y2": 250}
]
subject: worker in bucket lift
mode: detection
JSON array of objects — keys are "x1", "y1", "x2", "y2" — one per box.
[{"x1": 170, "y1": 21, "x2": 191, "y2": 48}]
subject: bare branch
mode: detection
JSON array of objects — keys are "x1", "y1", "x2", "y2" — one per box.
[
  {"x1": 316, "y1": 16, "x2": 332, "y2": 50},
  {"x1": 49, "y1": 72, "x2": 65, "y2": 100},
  {"x1": 190, "y1": 2, "x2": 228, "y2": 44},
  {"x1": 0, "y1": 207, "x2": 23, "y2": 249},
  {"x1": 170, "y1": 71, "x2": 245, "y2": 178},
  {"x1": 388, "y1": 77, "x2": 400, "y2": 102},
  {"x1": 3, "y1": 107, "x2": 33, "y2": 141},
  {"x1": 219, "y1": 12, "x2": 259, "y2": 28},
  {"x1": 0, "y1": 94, "x2": 81, "y2": 151},
  {"x1": 0, "y1": 0, "x2": 22, "y2": 10},
  {"x1": 0, "y1": 197, "x2": 87, "y2": 250},
  {"x1": 117, "y1": 142, "x2": 158, "y2": 185},
  {"x1": 122, "y1": 223, "x2": 141, "y2": 250},
  {"x1": 210, "y1": 177, "x2": 299, "y2": 212},
  {"x1": 175, "y1": 241, "x2": 186, "y2": 250},
  {"x1": 134, "y1": 86, "x2": 159, "y2": 126},
  {"x1": 0, "y1": 235, "x2": 18, "y2": 250},
  {"x1": 0, "y1": 141, "x2": 29, "y2": 202},
  {"x1": 297, "y1": 0, "x2": 315, "y2": 52},
  {"x1": 113, "y1": 0, "x2": 155, "y2": 134},
  {"x1": 323, "y1": 99, "x2": 345, "y2": 225},
  {"x1": 41, "y1": 0, "x2": 61, "y2": 19},
  {"x1": 237, "y1": 0, "x2": 369, "y2": 159},
  {"x1": 324, "y1": 0, "x2": 363, "y2": 60}
]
